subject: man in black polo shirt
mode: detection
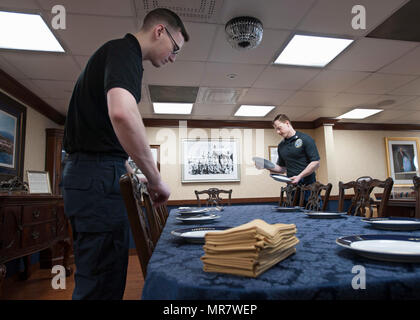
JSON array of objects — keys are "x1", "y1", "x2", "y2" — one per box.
[
  {"x1": 270, "y1": 114, "x2": 320, "y2": 185},
  {"x1": 61, "y1": 8, "x2": 189, "y2": 299}
]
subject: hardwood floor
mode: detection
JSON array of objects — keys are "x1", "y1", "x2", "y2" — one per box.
[{"x1": 0, "y1": 254, "x2": 144, "y2": 300}]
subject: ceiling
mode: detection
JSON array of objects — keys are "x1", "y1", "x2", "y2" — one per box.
[{"x1": 1, "y1": 0, "x2": 420, "y2": 125}]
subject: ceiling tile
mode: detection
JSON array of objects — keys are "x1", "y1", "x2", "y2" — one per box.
[
  {"x1": 283, "y1": 91, "x2": 337, "y2": 107},
  {"x1": 0, "y1": 0, "x2": 39, "y2": 10},
  {"x1": 303, "y1": 70, "x2": 370, "y2": 92},
  {"x1": 191, "y1": 103, "x2": 236, "y2": 116},
  {"x1": 38, "y1": 0, "x2": 135, "y2": 16},
  {"x1": 51, "y1": 14, "x2": 137, "y2": 55},
  {"x1": 344, "y1": 73, "x2": 417, "y2": 94},
  {"x1": 271, "y1": 106, "x2": 316, "y2": 120},
  {"x1": 390, "y1": 77, "x2": 420, "y2": 95},
  {"x1": 298, "y1": 0, "x2": 408, "y2": 37},
  {"x1": 200, "y1": 62, "x2": 265, "y2": 87},
  {"x1": 1, "y1": 51, "x2": 81, "y2": 80},
  {"x1": 253, "y1": 66, "x2": 320, "y2": 90},
  {"x1": 379, "y1": 46, "x2": 420, "y2": 75},
  {"x1": 298, "y1": 107, "x2": 351, "y2": 121},
  {"x1": 32, "y1": 79, "x2": 75, "y2": 99},
  {"x1": 177, "y1": 22, "x2": 218, "y2": 62},
  {"x1": 238, "y1": 88, "x2": 294, "y2": 105},
  {"x1": 328, "y1": 38, "x2": 417, "y2": 72},
  {"x1": 220, "y1": 0, "x2": 316, "y2": 29},
  {"x1": 323, "y1": 93, "x2": 382, "y2": 108}
]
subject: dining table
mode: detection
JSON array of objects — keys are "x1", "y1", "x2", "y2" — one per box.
[{"x1": 141, "y1": 204, "x2": 420, "y2": 300}]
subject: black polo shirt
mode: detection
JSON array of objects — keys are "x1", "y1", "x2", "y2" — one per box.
[
  {"x1": 63, "y1": 33, "x2": 143, "y2": 157},
  {"x1": 277, "y1": 131, "x2": 320, "y2": 185}
]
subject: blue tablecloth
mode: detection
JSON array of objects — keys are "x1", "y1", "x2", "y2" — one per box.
[{"x1": 141, "y1": 205, "x2": 420, "y2": 300}]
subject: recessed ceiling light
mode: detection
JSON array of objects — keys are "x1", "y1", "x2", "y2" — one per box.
[
  {"x1": 234, "y1": 105, "x2": 275, "y2": 117},
  {"x1": 274, "y1": 34, "x2": 353, "y2": 67},
  {"x1": 0, "y1": 11, "x2": 64, "y2": 52},
  {"x1": 153, "y1": 103, "x2": 193, "y2": 114},
  {"x1": 337, "y1": 108, "x2": 383, "y2": 119}
]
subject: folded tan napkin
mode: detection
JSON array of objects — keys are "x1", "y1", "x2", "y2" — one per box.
[{"x1": 201, "y1": 219, "x2": 299, "y2": 278}]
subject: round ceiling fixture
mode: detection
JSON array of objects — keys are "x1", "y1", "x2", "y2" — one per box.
[{"x1": 225, "y1": 16, "x2": 263, "y2": 50}]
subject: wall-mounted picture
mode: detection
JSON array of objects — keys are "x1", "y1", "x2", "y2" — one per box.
[
  {"x1": 268, "y1": 146, "x2": 278, "y2": 165},
  {"x1": 181, "y1": 139, "x2": 240, "y2": 183},
  {"x1": 128, "y1": 145, "x2": 160, "y2": 175},
  {"x1": 0, "y1": 91, "x2": 26, "y2": 180},
  {"x1": 385, "y1": 137, "x2": 420, "y2": 186}
]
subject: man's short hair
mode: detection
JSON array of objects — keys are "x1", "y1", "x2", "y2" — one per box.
[
  {"x1": 142, "y1": 8, "x2": 189, "y2": 42},
  {"x1": 272, "y1": 114, "x2": 291, "y2": 125}
]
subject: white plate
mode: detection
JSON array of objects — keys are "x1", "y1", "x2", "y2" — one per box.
[
  {"x1": 171, "y1": 226, "x2": 231, "y2": 244},
  {"x1": 252, "y1": 157, "x2": 276, "y2": 169},
  {"x1": 336, "y1": 234, "x2": 420, "y2": 263},
  {"x1": 305, "y1": 211, "x2": 347, "y2": 218},
  {"x1": 176, "y1": 207, "x2": 212, "y2": 215},
  {"x1": 273, "y1": 206, "x2": 304, "y2": 212},
  {"x1": 362, "y1": 218, "x2": 420, "y2": 231},
  {"x1": 176, "y1": 214, "x2": 221, "y2": 224},
  {"x1": 270, "y1": 174, "x2": 291, "y2": 183}
]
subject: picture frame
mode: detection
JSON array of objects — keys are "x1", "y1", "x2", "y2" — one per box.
[
  {"x1": 268, "y1": 146, "x2": 278, "y2": 165},
  {"x1": 0, "y1": 91, "x2": 26, "y2": 180},
  {"x1": 26, "y1": 170, "x2": 52, "y2": 194},
  {"x1": 127, "y1": 145, "x2": 160, "y2": 174},
  {"x1": 385, "y1": 137, "x2": 420, "y2": 186},
  {"x1": 181, "y1": 139, "x2": 240, "y2": 183}
]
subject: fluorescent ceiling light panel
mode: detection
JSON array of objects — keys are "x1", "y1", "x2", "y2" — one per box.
[
  {"x1": 274, "y1": 34, "x2": 353, "y2": 67},
  {"x1": 337, "y1": 108, "x2": 383, "y2": 119},
  {"x1": 153, "y1": 103, "x2": 193, "y2": 114},
  {"x1": 0, "y1": 11, "x2": 64, "y2": 52},
  {"x1": 234, "y1": 105, "x2": 275, "y2": 117}
]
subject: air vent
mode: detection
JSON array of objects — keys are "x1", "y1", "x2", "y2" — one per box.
[
  {"x1": 136, "y1": 0, "x2": 224, "y2": 23},
  {"x1": 148, "y1": 85, "x2": 199, "y2": 103},
  {"x1": 196, "y1": 87, "x2": 247, "y2": 104}
]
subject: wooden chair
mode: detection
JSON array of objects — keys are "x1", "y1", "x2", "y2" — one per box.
[
  {"x1": 279, "y1": 184, "x2": 300, "y2": 207},
  {"x1": 299, "y1": 181, "x2": 332, "y2": 211},
  {"x1": 119, "y1": 173, "x2": 154, "y2": 277},
  {"x1": 195, "y1": 188, "x2": 232, "y2": 207},
  {"x1": 413, "y1": 176, "x2": 420, "y2": 218},
  {"x1": 141, "y1": 187, "x2": 165, "y2": 245},
  {"x1": 338, "y1": 176, "x2": 393, "y2": 217}
]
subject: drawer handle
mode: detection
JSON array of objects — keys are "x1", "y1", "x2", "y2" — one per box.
[
  {"x1": 32, "y1": 231, "x2": 40, "y2": 240},
  {"x1": 33, "y1": 210, "x2": 40, "y2": 219}
]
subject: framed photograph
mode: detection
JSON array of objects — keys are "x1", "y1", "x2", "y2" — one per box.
[
  {"x1": 27, "y1": 170, "x2": 52, "y2": 194},
  {"x1": 181, "y1": 139, "x2": 240, "y2": 183},
  {"x1": 385, "y1": 137, "x2": 420, "y2": 186},
  {"x1": 0, "y1": 91, "x2": 26, "y2": 180},
  {"x1": 268, "y1": 146, "x2": 278, "y2": 164},
  {"x1": 127, "y1": 145, "x2": 160, "y2": 174}
]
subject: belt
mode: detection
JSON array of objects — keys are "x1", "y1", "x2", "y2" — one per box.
[{"x1": 67, "y1": 152, "x2": 127, "y2": 162}]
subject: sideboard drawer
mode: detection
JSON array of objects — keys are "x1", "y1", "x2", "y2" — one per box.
[
  {"x1": 21, "y1": 222, "x2": 56, "y2": 248},
  {"x1": 22, "y1": 205, "x2": 56, "y2": 224}
]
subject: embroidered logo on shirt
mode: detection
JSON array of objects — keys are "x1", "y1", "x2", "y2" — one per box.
[{"x1": 295, "y1": 138, "x2": 303, "y2": 148}]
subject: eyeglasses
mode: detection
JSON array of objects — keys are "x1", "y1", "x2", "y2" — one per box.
[{"x1": 164, "y1": 26, "x2": 180, "y2": 55}]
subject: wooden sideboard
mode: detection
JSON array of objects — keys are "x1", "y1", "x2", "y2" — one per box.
[
  {"x1": 383, "y1": 198, "x2": 416, "y2": 218},
  {"x1": 0, "y1": 193, "x2": 72, "y2": 289}
]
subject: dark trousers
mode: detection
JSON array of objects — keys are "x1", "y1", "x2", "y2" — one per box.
[{"x1": 61, "y1": 153, "x2": 129, "y2": 300}]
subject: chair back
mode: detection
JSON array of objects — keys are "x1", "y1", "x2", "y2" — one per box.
[
  {"x1": 413, "y1": 176, "x2": 420, "y2": 218},
  {"x1": 195, "y1": 188, "x2": 232, "y2": 207},
  {"x1": 279, "y1": 184, "x2": 300, "y2": 207},
  {"x1": 299, "y1": 181, "x2": 332, "y2": 211},
  {"x1": 119, "y1": 173, "x2": 154, "y2": 277},
  {"x1": 338, "y1": 176, "x2": 393, "y2": 217}
]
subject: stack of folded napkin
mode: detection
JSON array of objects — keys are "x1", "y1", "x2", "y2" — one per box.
[{"x1": 201, "y1": 219, "x2": 299, "y2": 277}]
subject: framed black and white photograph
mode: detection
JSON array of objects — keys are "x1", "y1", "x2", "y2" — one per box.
[
  {"x1": 181, "y1": 139, "x2": 240, "y2": 183},
  {"x1": 385, "y1": 137, "x2": 420, "y2": 186},
  {"x1": 0, "y1": 91, "x2": 26, "y2": 180},
  {"x1": 127, "y1": 145, "x2": 160, "y2": 175}
]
